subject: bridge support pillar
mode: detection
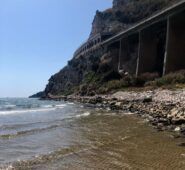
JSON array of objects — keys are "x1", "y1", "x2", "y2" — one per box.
[
  {"x1": 106, "y1": 41, "x2": 120, "y2": 71},
  {"x1": 119, "y1": 38, "x2": 129, "y2": 71},
  {"x1": 163, "y1": 10, "x2": 185, "y2": 74},
  {"x1": 137, "y1": 29, "x2": 158, "y2": 75},
  {"x1": 137, "y1": 21, "x2": 167, "y2": 76},
  {"x1": 119, "y1": 34, "x2": 139, "y2": 75}
]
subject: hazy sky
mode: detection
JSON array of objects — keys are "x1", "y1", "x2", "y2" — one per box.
[{"x1": 0, "y1": 0, "x2": 112, "y2": 97}]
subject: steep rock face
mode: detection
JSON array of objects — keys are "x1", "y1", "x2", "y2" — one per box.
[
  {"x1": 45, "y1": 54, "x2": 101, "y2": 96},
  {"x1": 44, "y1": 48, "x2": 120, "y2": 96},
  {"x1": 29, "y1": 91, "x2": 45, "y2": 98},
  {"x1": 89, "y1": 9, "x2": 126, "y2": 38},
  {"x1": 113, "y1": 0, "x2": 129, "y2": 9},
  {"x1": 43, "y1": 0, "x2": 180, "y2": 97},
  {"x1": 90, "y1": 0, "x2": 176, "y2": 37}
]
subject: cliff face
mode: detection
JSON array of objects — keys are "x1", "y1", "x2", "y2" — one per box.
[
  {"x1": 90, "y1": 0, "x2": 176, "y2": 37},
  {"x1": 43, "y1": 0, "x2": 179, "y2": 97}
]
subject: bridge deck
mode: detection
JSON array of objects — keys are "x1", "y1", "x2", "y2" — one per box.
[{"x1": 102, "y1": 0, "x2": 185, "y2": 45}]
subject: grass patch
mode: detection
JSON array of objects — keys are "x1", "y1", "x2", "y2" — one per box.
[
  {"x1": 70, "y1": 70, "x2": 185, "y2": 96},
  {"x1": 146, "y1": 70, "x2": 185, "y2": 87}
]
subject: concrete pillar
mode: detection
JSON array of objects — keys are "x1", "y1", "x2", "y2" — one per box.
[
  {"x1": 137, "y1": 21, "x2": 167, "y2": 76},
  {"x1": 107, "y1": 41, "x2": 120, "y2": 71},
  {"x1": 119, "y1": 38, "x2": 129, "y2": 71},
  {"x1": 137, "y1": 28, "x2": 158, "y2": 75},
  {"x1": 136, "y1": 32, "x2": 141, "y2": 76},
  {"x1": 118, "y1": 40, "x2": 122, "y2": 71},
  {"x1": 164, "y1": 10, "x2": 185, "y2": 74},
  {"x1": 118, "y1": 34, "x2": 139, "y2": 75}
]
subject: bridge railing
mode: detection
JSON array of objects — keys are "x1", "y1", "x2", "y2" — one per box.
[
  {"x1": 73, "y1": 33, "x2": 102, "y2": 58},
  {"x1": 73, "y1": 32, "x2": 114, "y2": 58}
]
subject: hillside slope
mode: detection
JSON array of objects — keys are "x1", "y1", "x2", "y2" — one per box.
[{"x1": 41, "y1": 0, "x2": 179, "y2": 97}]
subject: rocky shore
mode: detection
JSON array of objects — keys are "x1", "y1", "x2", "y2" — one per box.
[{"x1": 46, "y1": 88, "x2": 185, "y2": 138}]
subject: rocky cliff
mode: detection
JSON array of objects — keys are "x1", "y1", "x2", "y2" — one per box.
[
  {"x1": 89, "y1": 0, "x2": 176, "y2": 37},
  {"x1": 42, "y1": 0, "x2": 180, "y2": 97},
  {"x1": 29, "y1": 91, "x2": 45, "y2": 98}
]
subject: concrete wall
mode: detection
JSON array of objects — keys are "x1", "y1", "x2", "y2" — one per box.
[{"x1": 164, "y1": 10, "x2": 185, "y2": 74}]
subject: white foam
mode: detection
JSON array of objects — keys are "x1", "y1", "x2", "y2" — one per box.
[
  {"x1": 103, "y1": 113, "x2": 118, "y2": 116},
  {"x1": 55, "y1": 104, "x2": 66, "y2": 108},
  {"x1": 42, "y1": 105, "x2": 53, "y2": 108},
  {"x1": 76, "y1": 112, "x2": 91, "y2": 118},
  {"x1": 0, "y1": 105, "x2": 16, "y2": 109},
  {"x1": 0, "y1": 108, "x2": 57, "y2": 115},
  {"x1": 124, "y1": 112, "x2": 135, "y2": 115},
  {"x1": 5, "y1": 105, "x2": 16, "y2": 107},
  {"x1": 67, "y1": 102, "x2": 75, "y2": 105},
  {"x1": 0, "y1": 103, "x2": 68, "y2": 115}
]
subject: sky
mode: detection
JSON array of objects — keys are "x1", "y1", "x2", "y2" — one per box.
[{"x1": 0, "y1": 0, "x2": 112, "y2": 97}]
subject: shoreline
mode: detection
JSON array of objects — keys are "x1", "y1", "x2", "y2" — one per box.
[{"x1": 44, "y1": 88, "x2": 185, "y2": 138}]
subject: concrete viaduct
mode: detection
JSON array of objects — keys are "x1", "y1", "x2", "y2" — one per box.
[
  {"x1": 74, "y1": 33, "x2": 112, "y2": 59},
  {"x1": 74, "y1": 0, "x2": 185, "y2": 77}
]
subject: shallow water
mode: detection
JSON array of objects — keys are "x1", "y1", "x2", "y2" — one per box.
[{"x1": 0, "y1": 98, "x2": 185, "y2": 170}]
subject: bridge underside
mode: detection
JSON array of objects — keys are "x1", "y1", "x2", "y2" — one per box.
[
  {"x1": 119, "y1": 33, "x2": 139, "y2": 75},
  {"x1": 106, "y1": 8, "x2": 185, "y2": 77},
  {"x1": 99, "y1": 0, "x2": 185, "y2": 78},
  {"x1": 137, "y1": 21, "x2": 167, "y2": 76},
  {"x1": 164, "y1": 10, "x2": 185, "y2": 74},
  {"x1": 106, "y1": 41, "x2": 120, "y2": 71}
]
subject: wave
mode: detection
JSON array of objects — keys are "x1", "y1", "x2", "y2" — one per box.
[
  {"x1": 41, "y1": 104, "x2": 67, "y2": 109},
  {"x1": 0, "y1": 113, "x2": 83, "y2": 139},
  {"x1": 0, "y1": 105, "x2": 16, "y2": 110},
  {"x1": 3, "y1": 105, "x2": 16, "y2": 108},
  {"x1": 0, "y1": 111, "x2": 90, "y2": 135},
  {"x1": 0, "y1": 108, "x2": 57, "y2": 115},
  {"x1": 0, "y1": 121, "x2": 44, "y2": 130},
  {"x1": 0, "y1": 103, "x2": 69, "y2": 115},
  {"x1": 76, "y1": 112, "x2": 91, "y2": 118},
  {"x1": 124, "y1": 112, "x2": 135, "y2": 115},
  {"x1": 0, "y1": 111, "x2": 87, "y2": 139},
  {"x1": 5, "y1": 145, "x2": 95, "y2": 169},
  {"x1": 67, "y1": 102, "x2": 75, "y2": 105},
  {"x1": 41, "y1": 105, "x2": 54, "y2": 108},
  {"x1": 55, "y1": 104, "x2": 66, "y2": 108},
  {"x1": 0, "y1": 124, "x2": 62, "y2": 139}
]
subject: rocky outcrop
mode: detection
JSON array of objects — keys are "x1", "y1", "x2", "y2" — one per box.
[
  {"x1": 29, "y1": 91, "x2": 45, "y2": 98},
  {"x1": 89, "y1": 0, "x2": 177, "y2": 38},
  {"x1": 42, "y1": 0, "x2": 180, "y2": 97},
  {"x1": 44, "y1": 54, "x2": 102, "y2": 96}
]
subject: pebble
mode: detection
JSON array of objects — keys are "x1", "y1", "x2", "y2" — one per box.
[{"x1": 174, "y1": 127, "x2": 181, "y2": 132}]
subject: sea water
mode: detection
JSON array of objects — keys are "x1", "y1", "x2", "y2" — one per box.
[{"x1": 0, "y1": 98, "x2": 185, "y2": 169}]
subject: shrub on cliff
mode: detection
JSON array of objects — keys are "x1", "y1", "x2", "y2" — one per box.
[
  {"x1": 134, "y1": 72, "x2": 160, "y2": 86},
  {"x1": 97, "y1": 72, "x2": 160, "y2": 93},
  {"x1": 107, "y1": 79, "x2": 129, "y2": 89},
  {"x1": 146, "y1": 70, "x2": 185, "y2": 87},
  {"x1": 101, "y1": 70, "x2": 121, "y2": 82},
  {"x1": 100, "y1": 75, "x2": 135, "y2": 93}
]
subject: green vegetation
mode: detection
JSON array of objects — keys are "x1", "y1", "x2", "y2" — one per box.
[
  {"x1": 146, "y1": 70, "x2": 185, "y2": 87},
  {"x1": 57, "y1": 70, "x2": 185, "y2": 96},
  {"x1": 77, "y1": 70, "x2": 185, "y2": 95}
]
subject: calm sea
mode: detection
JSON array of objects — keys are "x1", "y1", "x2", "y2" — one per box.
[{"x1": 0, "y1": 98, "x2": 185, "y2": 170}]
